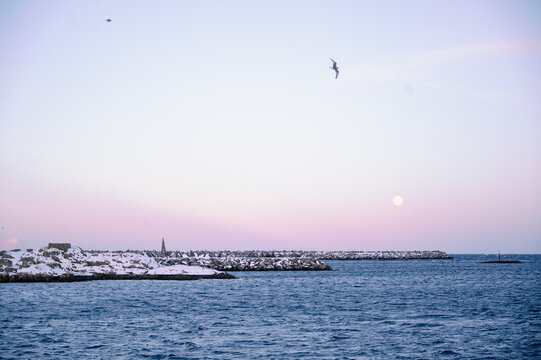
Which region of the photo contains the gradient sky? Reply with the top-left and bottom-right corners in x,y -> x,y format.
1,0 -> 540,252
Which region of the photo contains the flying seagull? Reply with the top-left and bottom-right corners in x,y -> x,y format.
330,58 -> 339,79
105,18 -> 112,23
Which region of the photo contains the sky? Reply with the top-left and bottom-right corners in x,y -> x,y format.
1,0 -> 540,252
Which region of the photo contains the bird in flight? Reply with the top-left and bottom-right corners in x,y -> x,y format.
105,18 -> 112,23
330,58 -> 339,79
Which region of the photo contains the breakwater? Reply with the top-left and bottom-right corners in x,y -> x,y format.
159,252 -> 332,271
1,248 -> 452,281
152,250 -> 451,271
0,248 -> 233,282
313,250 -> 452,260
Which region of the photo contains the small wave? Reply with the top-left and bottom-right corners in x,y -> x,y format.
183,341 -> 200,352
411,322 -> 442,328
440,349 -> 458,355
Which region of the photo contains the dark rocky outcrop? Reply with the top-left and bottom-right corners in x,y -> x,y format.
0,272 -> 235,283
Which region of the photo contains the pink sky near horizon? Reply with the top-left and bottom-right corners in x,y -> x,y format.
1,166 -> 538,252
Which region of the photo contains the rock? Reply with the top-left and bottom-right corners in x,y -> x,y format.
0,258 -> 13,267
0,247 -> 235,282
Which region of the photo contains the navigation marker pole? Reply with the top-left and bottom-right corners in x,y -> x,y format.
161,238 -> 167,256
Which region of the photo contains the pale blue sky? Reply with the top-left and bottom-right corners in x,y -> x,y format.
1,0 -> 540,252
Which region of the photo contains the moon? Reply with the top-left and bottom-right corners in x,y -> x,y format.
392,195 -> 404,206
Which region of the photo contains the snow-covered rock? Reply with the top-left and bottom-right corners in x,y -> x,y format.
0,247 -> 452,282
158,254 -> 332,271
309,250 -> 452,260
0,247 -> 230,282
147,264 -> 217,276
152,250 -> 451,270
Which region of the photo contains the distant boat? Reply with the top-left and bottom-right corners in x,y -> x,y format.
481,251 -> 522,264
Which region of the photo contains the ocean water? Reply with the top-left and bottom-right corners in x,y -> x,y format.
1,255 -> 540,359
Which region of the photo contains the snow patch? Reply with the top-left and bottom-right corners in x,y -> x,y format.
1,248 -> 223,277
146,265 -> 218,276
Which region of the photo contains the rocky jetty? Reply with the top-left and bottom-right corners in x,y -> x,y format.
0,248 -> 234,282
159,251 -> 332,271
146,249 -> 450,270
311,250 -> 452,260
0,248 -> 452,281
154,249 -> 451,269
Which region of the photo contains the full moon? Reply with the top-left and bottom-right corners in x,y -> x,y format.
392,195 -> 404,206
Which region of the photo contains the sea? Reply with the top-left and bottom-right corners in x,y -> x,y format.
1,254 -> 540,359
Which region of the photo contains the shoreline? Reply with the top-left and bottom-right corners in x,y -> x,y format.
0,272 -> 235,283
1,247 -> 453,282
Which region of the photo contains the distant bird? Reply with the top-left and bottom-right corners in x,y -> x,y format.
330,58 -> 339,79
105,18 -> 112,23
